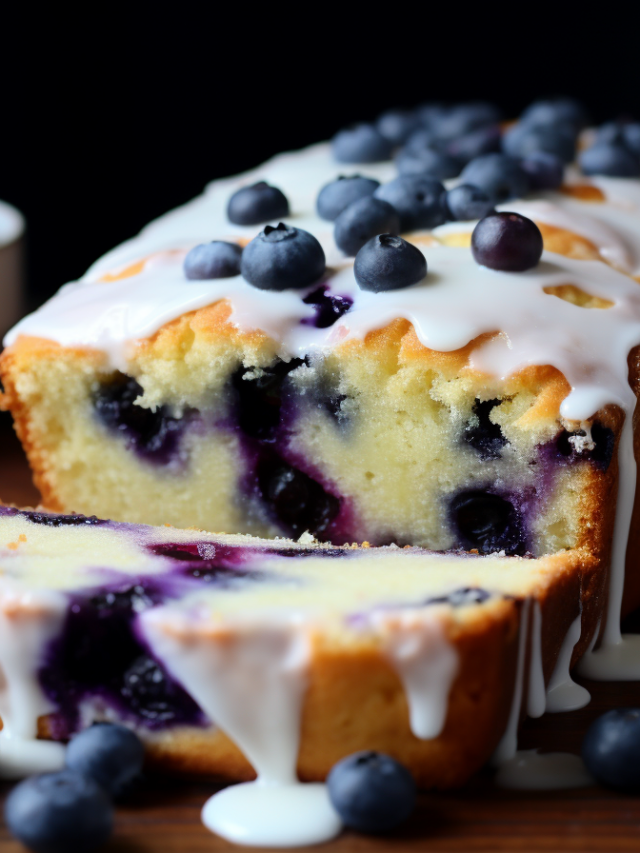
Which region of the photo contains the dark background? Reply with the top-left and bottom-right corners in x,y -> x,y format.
1,10 -> 638,308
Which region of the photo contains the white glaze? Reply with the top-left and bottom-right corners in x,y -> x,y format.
546,614 -> 590,712
140,609 -> 343,847
493,599 -> 531,765
527,601 -> 546,719
0,585 -> 67,778
373,609 -> 458,739
495,749 -> 593,790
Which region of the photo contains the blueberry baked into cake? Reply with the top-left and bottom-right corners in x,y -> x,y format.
2,98 -> 640,837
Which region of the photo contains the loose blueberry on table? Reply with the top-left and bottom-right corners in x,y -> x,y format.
471,212 -> 544,272
354,233 -> 427,293
66,723 -> 145,799
226,181 -> 290,226
582,708 -> 640,790
241,223 -> 326,291
327,750 -> 416,833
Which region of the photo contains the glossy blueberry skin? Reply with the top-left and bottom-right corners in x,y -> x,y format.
579,143 -> 640,178
374,175 -> 446,231
471,212 -> 543,272
376,108 -> 420,145
520,98 -> 589,131
520,151 -> 564,190
449,490 -> 526,556
183,241 -> 242,279
334,197 -> 400,257
327,751 -> 416,833
66,723 -> 145,798
395,146 -> 461,179
444,184 -> 495,221
582,709 -> 640,790
459,154 -> 530,203
354,234 -> 426,293
241,223 -> 326,291
4,770 -> 113,853
226,181 -> 289,226
502,121 -> 577,163
331,124 -> 393,164
316,175 -> 380,222
446,124 -> 502,165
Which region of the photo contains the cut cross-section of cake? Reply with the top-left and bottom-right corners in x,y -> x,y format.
0,506 -> 600,789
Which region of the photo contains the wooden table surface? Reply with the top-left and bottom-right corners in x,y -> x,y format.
1,419 -> 640,852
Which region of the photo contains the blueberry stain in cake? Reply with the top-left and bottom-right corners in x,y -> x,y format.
463,399 -> 507,459
555,422 -> 615,470
226,181 -> 289,225
302,286 -> 352,328
231,359 -> 303,440
40,581 -> 204,734
20,510 -> 105,527
93,373 -> 193,465
449,490 -> 527,556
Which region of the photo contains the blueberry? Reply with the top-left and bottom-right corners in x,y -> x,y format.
415,102 -> 449,128
520,98 -> 589,131
395,146 -> 461,179
374,175 -> 446,231
258,459 -> 340,538
302,286 -> 352,328
316,175 -> 380,221
579,143 -> 640,178
66,723 -> 144,798
331,124 -> 393,164
449,490 -> 525,555
354,234 -> 426,293
22,511 -> 104,527
227,181 -> 289,226
183,241 -> 243,279
327,751 -> 416,833
404,127 -> 442,153
594,121 -> 627,146
596,122 -> 640,158
520,151 -> 564,190
4,770 -> 113,853
334,197 -> 400,256
376,108 -> 420,145
502,121 -> 577,163
446,125 -> 502,165
430,102 -> 502,141
463,399 -> 507,459
232,359 -> 302,440
444,185 -> 495,221
459,154 -> 530,203
241,223 -> 326,291
622,123 -> 640,157
471,212 -> 543,272
582,709 -> 640,790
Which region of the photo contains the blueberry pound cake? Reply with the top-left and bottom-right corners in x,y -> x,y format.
0,506 -> 600,788
3,97 -> 640,674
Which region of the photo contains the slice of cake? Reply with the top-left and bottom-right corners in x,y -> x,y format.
0,506 -> 599,789
2,102 -> 640,684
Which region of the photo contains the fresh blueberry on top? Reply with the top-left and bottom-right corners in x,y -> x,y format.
403,127 -> 442,153
582,708 -> 640,790
374,175 -> 446,231
354,234 -> 426,293
4,769 -> 113,853
227,181 -> 289,226
430,102 -> 502,141
415,102 -> 448,128
622,123 -> 640,157
316,175 -> 380,221
446,124 -> 502,165
183,241 -> 243,279
502,121 -> 577,163
395,146 -> 461,179
595,122 -> 640,158
520,98 -> 589,131
331,124 -> 393,163
376,108 -> 420,145
334,197 -> 400,256
471,212 -> 543,272
444,185 -> 495,221
459,154 -> 530,203
579,143 -> 640,178
66,723 -> 145,798
327,751 -> 416,833
520,151 -> 564,190
241,223 -> 326,291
